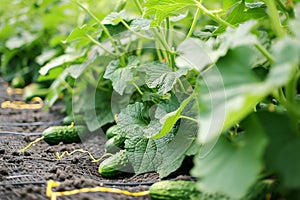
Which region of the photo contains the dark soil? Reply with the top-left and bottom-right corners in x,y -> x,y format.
0,78 -> 192,200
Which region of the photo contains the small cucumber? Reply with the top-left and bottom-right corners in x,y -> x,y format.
149,180 -> 201,200
104,136 -> 125,154
150,180 -> 275,200
105,125 -> 119,139
42,125 -> 87,145
62,115 -> 85,125
105,125 -> 126,139
98,150 -> 133,178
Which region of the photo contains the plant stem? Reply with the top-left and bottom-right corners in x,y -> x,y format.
187,7 -> 201,39
133,0 -> 143,14
263,0 -> 286,38
165,17 -> 171,46
136,40 -> 143,57
275,0 -> 292,14
131,82 -> 143,95
255,43 -> 275,64
285,66 -> 298,104
74,1 -> 123,56
180,115 -> 198,123
120,19 -> 153,40
155,41 -> 163,61
153,28 -> 176,67
276,86 -> 300,133
177,79 -> 187,93
193,1 -> 234,28
85,33 -> 116,56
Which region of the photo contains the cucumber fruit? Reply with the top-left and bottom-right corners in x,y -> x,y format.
149,180 -> 201,200
105,137 -> 121,154
105,125 -> 120,139
149,179 -> 276,200
98,150 -> 133,178
62,115 -> 85,125
42,125 -> 87,145
104,134 -> 126,154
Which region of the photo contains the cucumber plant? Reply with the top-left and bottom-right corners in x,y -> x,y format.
2,0 -> 300,199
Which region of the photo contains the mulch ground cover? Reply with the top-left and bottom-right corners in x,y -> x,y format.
0,78 -> 191,200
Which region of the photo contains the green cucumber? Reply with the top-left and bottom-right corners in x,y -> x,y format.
42,125 -> 87,145
104,135 -> 125,154
149,180 -> 276,200
62,115 -> 85,125
105,125 -> 119,139
149,180 -> 201,200
98,150 -> 133,178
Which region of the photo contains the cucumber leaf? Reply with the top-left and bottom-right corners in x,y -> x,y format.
259,112 -> 300,189
150,93 -> 195,139
215,2 -> 266,34
222,0 -> 240,10
104,56 -> 139,95
138,62 -> 187,94
144,0 -> 196,26
102,10 -> 126,25
192,112 -> 268,198
39,52 -> 86,75
130,18 -> 151,31
196,35 -> 300,144
117,102 -> 197,178
176,21 -> 259,70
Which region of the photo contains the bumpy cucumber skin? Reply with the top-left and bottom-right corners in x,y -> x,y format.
104,134 -> 126,153
150,180 -> 276,200
149,180 -> 201,200
42,125 -> 87,145
62,115 -> 86,125
105,137 -> 121,154
105,125 -> 119,139
98,150 -> 133,178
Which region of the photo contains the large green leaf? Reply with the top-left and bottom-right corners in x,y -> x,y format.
215,2 -> 266,34
176,21 -> 258,70
144,0 -> 196,26
103,56 -> 139,95
260,112 -> 300,189
5,31 -> 37,50
117,102 -> 149,126
116,102 -> 197,178
84,89 -> 114,131
102,10 -> 126,25
192,112 -> 268,198
138,62 -> 187,94
150,93 -> 195,139
196,36 -> 299,144
44,69 -> 69,109
39,52 -> 86,75
222,0 -> 240,9
63,26 -> 87,43
130,18 -> 151,31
